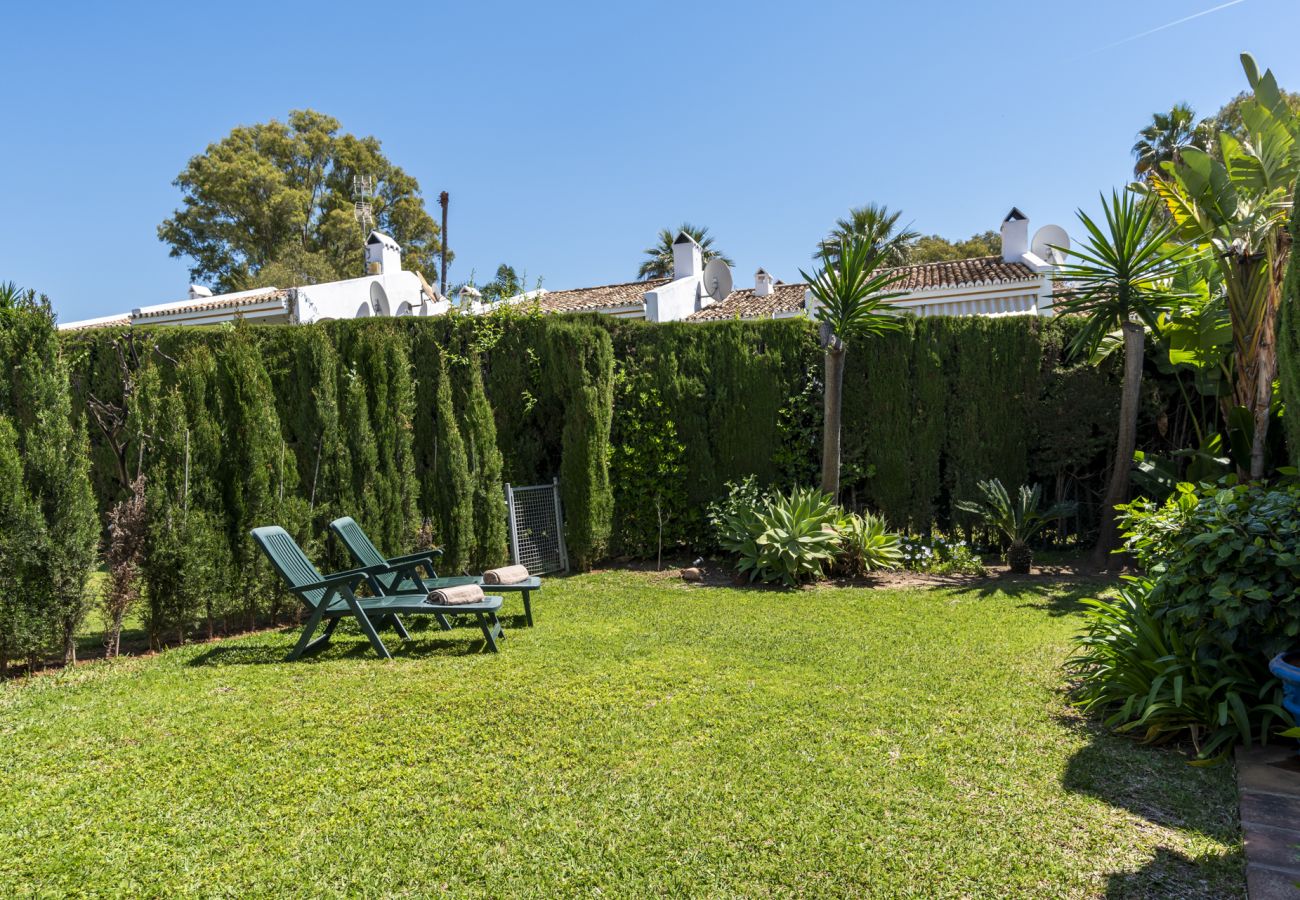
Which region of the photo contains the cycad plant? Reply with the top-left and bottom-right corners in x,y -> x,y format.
955,479 -> 1076,574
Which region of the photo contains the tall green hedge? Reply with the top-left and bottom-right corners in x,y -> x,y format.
64,311 -> 1149,597
0,307 -> 98,669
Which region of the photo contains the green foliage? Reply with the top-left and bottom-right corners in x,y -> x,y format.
905,230 -> 1001,264
717,486 -> 843,586
956,479 -> 1077,548
609,362 -> 688,558
418,347 -> 473,573
0,305 -> 98,665
814,203 -> 918,267
898,534 -> 986,576
1071,580 -> 1288,761
1072,481 -> 1300,760
637,224 -> 733,281
158,109 -> 444,291
455,354 -> 509,571
0,416 -> 46,672
1120,482 -> 1300,657
834,511 -> 902,577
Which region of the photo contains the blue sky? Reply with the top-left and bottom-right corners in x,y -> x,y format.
3,0 -> 1298,321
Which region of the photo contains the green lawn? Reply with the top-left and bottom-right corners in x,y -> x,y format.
0,572 -> 1242,898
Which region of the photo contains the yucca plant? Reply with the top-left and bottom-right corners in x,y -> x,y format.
955,479 -> 1076,573
718,487 -> 842,586
835,511 -> 902,577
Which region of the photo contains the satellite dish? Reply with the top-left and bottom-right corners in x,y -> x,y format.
1031,224 -> 1071,264
703,259 -> 733,303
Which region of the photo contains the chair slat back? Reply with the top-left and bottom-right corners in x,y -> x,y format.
330,517 -> 387,568
250,526 -> 327,607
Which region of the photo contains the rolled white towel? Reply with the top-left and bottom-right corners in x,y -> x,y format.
482,564 -> 530,585
427,584 -> 485,605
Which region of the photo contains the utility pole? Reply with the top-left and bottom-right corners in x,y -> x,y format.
439,191 -> 450,297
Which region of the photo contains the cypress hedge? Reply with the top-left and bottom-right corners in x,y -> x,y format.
1280,188 -> 1300,468
0,306 -> 98,669
62,311 -> 1153,608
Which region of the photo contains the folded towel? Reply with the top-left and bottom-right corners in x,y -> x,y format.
427,584 -> 485,605
483,564 -> 530,585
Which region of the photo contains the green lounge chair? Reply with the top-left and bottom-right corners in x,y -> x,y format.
330,516 -> 543,627
250,525 -> 504,659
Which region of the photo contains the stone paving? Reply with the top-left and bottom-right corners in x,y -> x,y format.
1236,743 -> 1300,899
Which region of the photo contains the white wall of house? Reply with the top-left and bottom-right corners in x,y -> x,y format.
294,270 -> 430,323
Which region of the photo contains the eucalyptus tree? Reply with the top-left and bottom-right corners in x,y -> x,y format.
799,238 -> 906,499
637,224 -> 733,280
1056,190 -> 1186,567
1132,103 -> 1211,180
1147,54 -> 1299,479
814,203 -> 918,268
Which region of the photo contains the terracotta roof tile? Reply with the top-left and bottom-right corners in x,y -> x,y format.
133,289 -> 291,320
533,279 -> 668,314
686,283 -> 808,322
884,256 -> 1038,292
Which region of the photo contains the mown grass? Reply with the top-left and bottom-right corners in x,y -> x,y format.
0,572 -> 1242,898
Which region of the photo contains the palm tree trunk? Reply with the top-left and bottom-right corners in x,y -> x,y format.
1092,321 -> 1144,569
1250,283 -> 1280,480
821,329 -> 846,499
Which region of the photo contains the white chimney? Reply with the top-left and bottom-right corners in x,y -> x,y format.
754,268 -> 774,297
1001,208 -> 1029,262
188,284 -> 213,300
672,231 -> 702,281
365,231 -> 403,275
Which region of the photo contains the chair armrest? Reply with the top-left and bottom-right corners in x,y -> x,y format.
389,549 -> 442,565
296,566 -> 378,593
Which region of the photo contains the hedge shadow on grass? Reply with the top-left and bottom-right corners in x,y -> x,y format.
1101,846 -> 1244,900
939,576 -> 1107,615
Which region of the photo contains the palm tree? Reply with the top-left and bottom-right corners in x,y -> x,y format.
814,203 -> 919,268
1131,103 -> 1211,179
1147,54 -> 1299,480
1056,190 -> 1186,568
799,239 -> 907,498
637,224 -> 733,281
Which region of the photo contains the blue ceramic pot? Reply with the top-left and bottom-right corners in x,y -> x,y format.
1270,652 -> 1300,722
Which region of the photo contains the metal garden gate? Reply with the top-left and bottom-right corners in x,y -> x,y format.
504,479 -> 569,574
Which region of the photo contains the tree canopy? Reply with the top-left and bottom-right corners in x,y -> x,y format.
158,110 -> 444,293
637,224 -> 732,281
906,230 -> 1002,264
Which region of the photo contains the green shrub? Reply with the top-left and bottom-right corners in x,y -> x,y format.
835,512 -> 902,577
1120,482 -> 1300,657
610,361 -> 688,559
456,354 -> 509,571
718,487 -> 842,586
1070,579 -> 1288,761
1071,481 -> 1300,761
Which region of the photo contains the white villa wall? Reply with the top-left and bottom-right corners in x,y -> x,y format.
294,270 -> 429,322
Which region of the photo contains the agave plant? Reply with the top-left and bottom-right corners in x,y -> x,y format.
835,512 -> 902,577
717,487 -> 842,587
955,479 -> 1076,573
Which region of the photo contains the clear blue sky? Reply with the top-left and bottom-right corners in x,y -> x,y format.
3,0 -> 1298,321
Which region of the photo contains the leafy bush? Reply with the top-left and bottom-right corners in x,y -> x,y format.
1120,482 -> 1300,658
706,476 -> 772,551
898,534 -> 986,576
835,512 -> 902,577
1070,579 -> 1288,761
717,486 -> 842,586
1071,481 -> 1300,761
